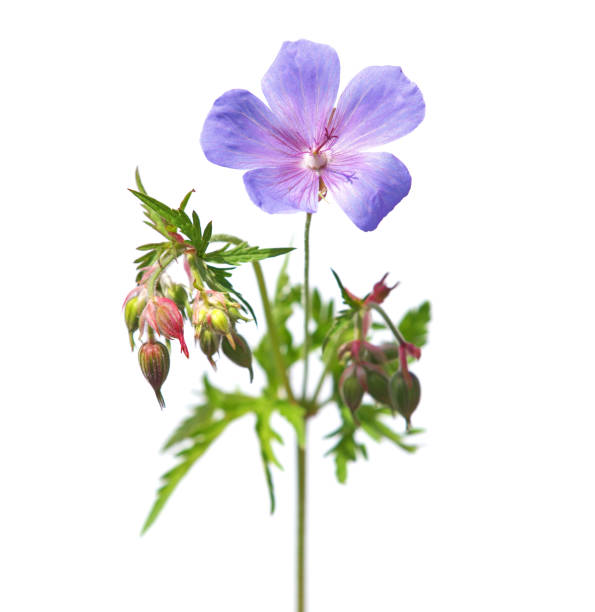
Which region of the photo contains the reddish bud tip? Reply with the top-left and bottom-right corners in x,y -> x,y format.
365,273 -> 399,305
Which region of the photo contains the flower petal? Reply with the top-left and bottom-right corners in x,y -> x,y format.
262,40 -> 340,150
333,67 -> 425,150
200,89 -> 298,169
243,165 -> 320,214
324,152 -> 411,231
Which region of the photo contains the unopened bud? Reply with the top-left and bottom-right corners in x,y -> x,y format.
222,333 -> 254,382
365,368 -> 391,406
165,284 -> 189,317
388,371 -> 421,429
140,297 -> 189,358
210,308 -> 231,335
138,341 -> 170,409
199,328 -> 221,369
124,295 -> 144,349
339,366 -> 365,412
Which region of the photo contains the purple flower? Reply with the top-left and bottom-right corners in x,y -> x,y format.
200,40 -> 424,231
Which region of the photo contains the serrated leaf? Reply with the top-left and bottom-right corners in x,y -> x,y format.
141,423 -> 228,534
205,243 -> 294,265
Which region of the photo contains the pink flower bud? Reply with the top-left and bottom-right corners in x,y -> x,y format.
138,341 -> 170,409
365,273 -> 399,305
140,297 -> 189,358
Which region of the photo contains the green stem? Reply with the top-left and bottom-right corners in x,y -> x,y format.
297,428 -> 307,612
301,213 -> 312,402
297,213 -> 312,612
146,249 -> 179,296
369,303 -> 407,345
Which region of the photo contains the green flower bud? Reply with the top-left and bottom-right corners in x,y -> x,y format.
199,328 -> 221,368
138,341 -> 170,409
124,295 -> 146,349
388,371 -> 421,429
210,308 -> 231,335
222,333 -> 254,382
340,367 -> 365,412
365,368 -> 391,405
165,284 -> 189,317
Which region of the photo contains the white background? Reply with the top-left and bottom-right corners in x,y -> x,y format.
1,1 -> 594,610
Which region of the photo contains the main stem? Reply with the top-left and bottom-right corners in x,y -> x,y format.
297,213 -> 312,612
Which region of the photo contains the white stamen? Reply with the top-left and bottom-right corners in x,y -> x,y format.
303,151 -> 328,171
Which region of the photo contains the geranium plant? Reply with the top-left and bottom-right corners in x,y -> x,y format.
123,39 -> 430,612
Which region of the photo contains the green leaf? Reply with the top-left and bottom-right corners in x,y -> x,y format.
254,256 -> 302,394
141,420 -> 229,534
331,269 -> 361,309
179,189 -> 194,212
135,167 -> 147,194
143,378 -> 297,532
276,401 -> 306,448
398,301 -> 431,348
205,243 -> 294,265
357,405 -> 419,453
255,407 -> 283,513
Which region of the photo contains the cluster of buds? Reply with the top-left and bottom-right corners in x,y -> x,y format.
123,264 -> 192,408
338,274 -> 422,430
192,290 -> 253,380
124,263 -> 255,406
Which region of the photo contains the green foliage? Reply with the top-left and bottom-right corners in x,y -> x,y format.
325,404 -> 420,483
129,170 -> 293,317
254,257 -> 303,394
142,377 -> 302,533
398,301 -> 431,348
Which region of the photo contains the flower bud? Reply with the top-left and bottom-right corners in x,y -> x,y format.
199,328 -> 221,369
124,295 -> 145,349
222,333 -> 254,382
339,365 -> 366,412
365,367 -> 391,406
388,371 -> 421,429
138,341 -> 170,409
210,308 -> 231,335
123,287 -> 148,350
140,297 -> 189,358
165,284 -> 189,318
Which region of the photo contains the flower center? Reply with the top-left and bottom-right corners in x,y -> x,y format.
304,151 -> 328,171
